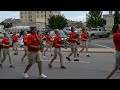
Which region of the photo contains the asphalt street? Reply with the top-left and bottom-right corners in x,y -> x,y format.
0,51 -> 119,79
89,37 -> 114,48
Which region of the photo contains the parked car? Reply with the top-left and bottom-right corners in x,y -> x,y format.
88,28 -> 111,39
50,30 -> 68,40
63,27 -> 79,36
63,28 -> 71,35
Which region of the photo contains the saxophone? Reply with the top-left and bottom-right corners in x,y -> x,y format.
76,32 -> 81,45
39,34 -> 45,52
62,36 -> 70,49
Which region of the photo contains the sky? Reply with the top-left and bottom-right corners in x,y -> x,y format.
0,11 -> 109,22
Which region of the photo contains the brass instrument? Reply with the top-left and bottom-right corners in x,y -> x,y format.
39,34 -> 45,52
51,39 -> 54,47
62,37 -> 70,49
40,41 -> 45,52
76,33 -> 81,45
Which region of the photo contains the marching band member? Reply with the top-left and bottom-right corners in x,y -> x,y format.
0,38 -> 2,58
66,27 -> 79,61
12,32 -> 19,55
106,24 -> 120,79
21,31 -> 28,62
0,33 -> 14,68
48,29 -> 66,69
78,27 -> 91,57
22,26 -> 47,79
43,32 -> 53,58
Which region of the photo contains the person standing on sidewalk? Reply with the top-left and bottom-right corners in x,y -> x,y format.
48,29 -> 66,69
105,24 -> 120,79
43,31 -> 53,58
0,33 -> 14,68
77,27 -> 91,57
22,26 -> 47,79
21,31 -> 28,62
66,27 -> 79,61
12,32 -> 19,55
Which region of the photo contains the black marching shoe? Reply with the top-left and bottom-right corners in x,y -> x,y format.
86,54 -> 90,57
0,64 -> 2,68
9,65 -> 15,68
66,57 -> 71,61
74,59 -> 79,61
61,66 -> 66,69
51,54 -> 53,56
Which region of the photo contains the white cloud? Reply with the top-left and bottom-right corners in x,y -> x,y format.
0,11 -> 19,21
67,15 -> 86,22
65,11 -> 109,22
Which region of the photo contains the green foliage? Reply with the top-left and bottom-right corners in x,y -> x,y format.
86,11 -> 106,28
114,11 -> 120,24
48,15 -> 68,30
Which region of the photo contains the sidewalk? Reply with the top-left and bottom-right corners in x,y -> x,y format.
10,48 -> 115,53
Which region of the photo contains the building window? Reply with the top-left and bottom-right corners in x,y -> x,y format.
50,11 -> 52,13
37,15 -> 39,18
29,12 -> 31,14
25,12 -> 27,14
41,15 -> 43,17
41,11 -> 43,13
31,16 -> 32,18
37,11 -> 39,14
21,12 -> 22,14
25,16 -> 27,18
29,16 -> 30,18
31,19 -> 32,21
21,16 -> 23,18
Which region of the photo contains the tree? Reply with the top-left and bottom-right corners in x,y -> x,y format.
48,15 -> 68,30
114,11 -> 120,24
86,11 -> 105,28
99,18 -> 106,27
